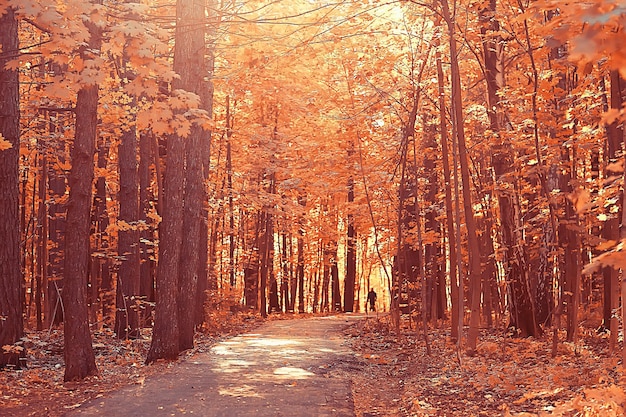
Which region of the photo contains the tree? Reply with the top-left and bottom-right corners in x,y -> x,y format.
439,0 -> 484,353
178,0 -> 211,351
147,0 -> 211,362
0,3 -> 24,369
115,127 -> 141,339
62,1 -> 102,381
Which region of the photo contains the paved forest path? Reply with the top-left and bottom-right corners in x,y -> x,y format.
67,314 -> 366,417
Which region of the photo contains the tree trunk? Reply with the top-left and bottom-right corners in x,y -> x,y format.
440,0 -> 483,352
259,210 -> 269,318
434,26 -> 459,341
138,133 -> 155,327
281,232 -> 290,312
601,70 -> 624,352
116,127 -> 141,339
0,5 -> 24,368
146,125 -> 184,362
297,195 -> 306,313
63,84 -> 99,381
195,0 -> 217,326
344,177 -> 356,312
47,149 -> 66,327
176,0 -> 209,351
36,154 -> 48,331
93,140 -> 110,328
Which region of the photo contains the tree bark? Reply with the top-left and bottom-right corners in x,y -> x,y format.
433,24 -> 460,340
63,84 -> 99,381
440,0 -> 484,352
138,133 -> 155,326
0,5 -> 24,368
296,195 -> 306,313
344,177 -> 356,312
116,127 -> 141,339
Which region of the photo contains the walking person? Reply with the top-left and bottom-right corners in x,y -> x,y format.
366,288 -> 377,314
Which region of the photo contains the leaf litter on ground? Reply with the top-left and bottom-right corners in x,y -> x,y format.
344,315 -> 625,417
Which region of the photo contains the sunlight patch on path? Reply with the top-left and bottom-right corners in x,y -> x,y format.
273,366 -> 315,378
218,384 -> 262,398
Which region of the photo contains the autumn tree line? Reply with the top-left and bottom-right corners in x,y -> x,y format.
1,0 -> 625,380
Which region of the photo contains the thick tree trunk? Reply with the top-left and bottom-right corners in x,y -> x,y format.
0,6 -> 24,368
177,0 -> 209,351
63,83 -> 99,381
146,128 -> 184,362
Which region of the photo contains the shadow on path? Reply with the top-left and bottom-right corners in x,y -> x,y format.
67,314 -> 366,417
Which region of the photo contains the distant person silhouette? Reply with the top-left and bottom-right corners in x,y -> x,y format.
366,288 -> 377,313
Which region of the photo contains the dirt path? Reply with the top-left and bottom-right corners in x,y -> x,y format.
67,314 -> 366,417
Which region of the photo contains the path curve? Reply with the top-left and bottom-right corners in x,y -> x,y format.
67,314 -> 366,417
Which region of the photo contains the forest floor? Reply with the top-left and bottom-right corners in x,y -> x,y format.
1,311 -> 625,416
348,314 -> 625,416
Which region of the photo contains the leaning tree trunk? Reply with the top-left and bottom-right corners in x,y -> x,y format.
0,5 -> 24,369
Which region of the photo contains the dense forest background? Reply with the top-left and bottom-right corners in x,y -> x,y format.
1,0 -> 626,398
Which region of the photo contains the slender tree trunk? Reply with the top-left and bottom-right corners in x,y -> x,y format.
116,127 -> 141,339
297,195 -> 306,313
48,150 -> 66,327
440,0 -> 483,352
0,5 -> 24,368
138,133 -> 155,326
280,232 -> 290,312
344,177 -> 356,312
259,210 -> 269,318
195,0 -> 217,326
36,154 -> 48,331
226,108 -> 236,287
434,27 -> 459,341
245,213 -> 260,309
